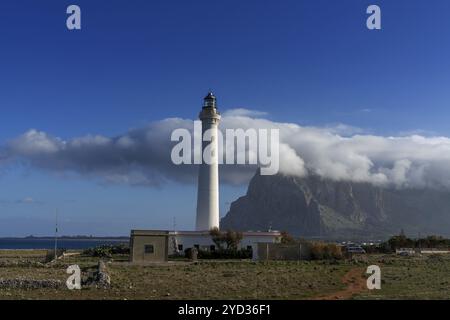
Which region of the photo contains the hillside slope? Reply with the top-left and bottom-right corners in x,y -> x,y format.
221,172 -> 450,239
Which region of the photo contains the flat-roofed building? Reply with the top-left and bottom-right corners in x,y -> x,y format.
130,230 -> 169,263
130,229 -> 281,262
168,230 -> 281,257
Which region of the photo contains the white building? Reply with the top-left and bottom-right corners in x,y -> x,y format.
168,230 -> 281,260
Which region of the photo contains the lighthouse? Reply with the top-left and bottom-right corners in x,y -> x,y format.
195,92 -> 221,231
129,92 -> 281,262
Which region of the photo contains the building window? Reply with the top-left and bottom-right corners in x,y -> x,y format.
210,245 -> 216,252
247,246 -> 253,251
144,245 -> 154,254
178,244 -> 183,251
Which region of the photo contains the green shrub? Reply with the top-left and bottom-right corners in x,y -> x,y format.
280,231 -> 296,244
83,244 -> 129,257
310,242 -> 343,260
209,228 -> 243,251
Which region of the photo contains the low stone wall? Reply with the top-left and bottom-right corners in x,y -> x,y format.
0,260 -> 111,290
0,260 -> 45,268
0,278 -> 63,289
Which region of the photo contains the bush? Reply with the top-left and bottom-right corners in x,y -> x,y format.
184,247 -> 198,260
310,242 -> 343,260
209,228 -> 243,251
83,244 -> 129,257
280,231 -> 296,244
382,233 -> 450,251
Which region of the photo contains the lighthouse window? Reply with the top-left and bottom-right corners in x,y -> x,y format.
144,244 -> 154,254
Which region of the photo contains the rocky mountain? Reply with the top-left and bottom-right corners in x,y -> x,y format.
221,171 -> 450,240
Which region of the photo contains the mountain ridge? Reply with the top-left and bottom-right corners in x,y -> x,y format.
221,171 -> 450,240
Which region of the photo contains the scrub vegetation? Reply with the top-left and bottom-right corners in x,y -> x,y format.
0,250 -> 449,300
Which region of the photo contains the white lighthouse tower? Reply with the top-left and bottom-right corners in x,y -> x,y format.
129,92 -> 282,261
196,92 -> 221,231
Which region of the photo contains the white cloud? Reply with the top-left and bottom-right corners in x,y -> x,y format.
222,108 -> 268,118
3,109 -> 450,189
9,129 -> 63,155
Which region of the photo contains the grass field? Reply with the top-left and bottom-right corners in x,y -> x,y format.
0,250 -> 449,300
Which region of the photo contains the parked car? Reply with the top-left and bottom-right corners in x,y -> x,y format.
346,245 -> 366,254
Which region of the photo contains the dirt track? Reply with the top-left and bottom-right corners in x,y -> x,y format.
311,267 -> 367,300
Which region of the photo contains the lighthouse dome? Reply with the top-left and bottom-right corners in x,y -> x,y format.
203,92 -> 217,108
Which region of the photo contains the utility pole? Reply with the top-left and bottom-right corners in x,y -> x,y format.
54,209 -> 58,261
418,232 -> 421,252
298,243 -> 301,265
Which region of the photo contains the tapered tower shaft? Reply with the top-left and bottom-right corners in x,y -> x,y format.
196,92 -> 221,231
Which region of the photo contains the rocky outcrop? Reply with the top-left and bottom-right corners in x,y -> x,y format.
95,260 -> 111,288
221,172 -> 450,239
82,260 -> 111,289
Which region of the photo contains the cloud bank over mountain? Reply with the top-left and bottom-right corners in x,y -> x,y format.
3,109 -> 450,189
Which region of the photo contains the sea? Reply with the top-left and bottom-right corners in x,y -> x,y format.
0,238 -> 129,250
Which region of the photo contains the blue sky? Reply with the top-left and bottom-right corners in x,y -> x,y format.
1,0 -> 450,236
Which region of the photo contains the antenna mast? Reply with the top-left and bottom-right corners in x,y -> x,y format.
54,209 -> 58,261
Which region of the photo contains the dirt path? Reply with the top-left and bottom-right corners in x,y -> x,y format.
311,267 -> 367,300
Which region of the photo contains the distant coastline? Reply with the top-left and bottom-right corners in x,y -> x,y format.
0,236 -> 129,240
0,237 -> 129,250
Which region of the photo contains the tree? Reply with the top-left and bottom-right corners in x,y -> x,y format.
209,227 -> 225,250
209,228 -> 243,251
280,231 -> 296,244
224,230 -> 243,251
387,233 -> 414,249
